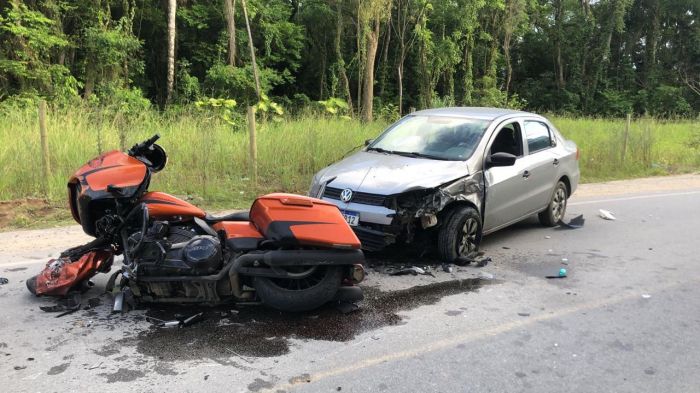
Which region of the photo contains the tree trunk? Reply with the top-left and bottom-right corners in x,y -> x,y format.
241,0 -> 261,99
554,0 -> 565,89
361,20 -> 380,122
224,0 -> 237,67
397,63 -> 403,116
334,0 -> 354,116
165,0 -> 177,104
644,0 -> 660,89
377,17 -> 391,98
462,32 -> 474,105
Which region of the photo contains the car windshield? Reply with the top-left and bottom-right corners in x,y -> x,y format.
368,115 -> 490,161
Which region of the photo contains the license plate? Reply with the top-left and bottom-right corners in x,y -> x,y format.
341,210 -> 359,226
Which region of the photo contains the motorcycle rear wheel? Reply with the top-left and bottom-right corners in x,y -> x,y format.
253,265 -> 342,312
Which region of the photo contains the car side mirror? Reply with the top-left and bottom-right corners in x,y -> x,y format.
364,139 -> 374,146
485,152 -> 517,168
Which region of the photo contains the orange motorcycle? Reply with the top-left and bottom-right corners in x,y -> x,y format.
27,135 -> 364,312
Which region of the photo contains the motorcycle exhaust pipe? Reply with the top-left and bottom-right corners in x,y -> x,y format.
234,249 -> 364,270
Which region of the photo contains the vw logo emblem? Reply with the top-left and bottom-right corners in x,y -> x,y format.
340,188 -> 353,203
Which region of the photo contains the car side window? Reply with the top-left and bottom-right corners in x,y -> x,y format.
524,121 -> 554,153
490,122 -> 523,157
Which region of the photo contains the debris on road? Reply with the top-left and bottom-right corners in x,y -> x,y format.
0,277 -> 8,285
598,209 -> 616,220
517,312 -> 531,317
39,291 -> 82,317
454,254 -> 491,267
146,312 -> 206,328
642,294 -> 651,299
546,268 -> 568,279
442,264 -> 453,273
558,214 -> 585,229
478,272 -> 494,280
388,266 -> 436,277
336,302 -> 360,314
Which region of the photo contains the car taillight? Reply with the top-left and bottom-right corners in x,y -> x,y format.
576,147 -> 580,160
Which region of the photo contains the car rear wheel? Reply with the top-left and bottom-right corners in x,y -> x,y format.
538,181 -> 568,226
437,206 -> 482,262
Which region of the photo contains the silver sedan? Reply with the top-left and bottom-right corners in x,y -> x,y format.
309,107 -> 580,262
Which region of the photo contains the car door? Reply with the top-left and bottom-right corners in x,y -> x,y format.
482,120 -> 529,232
517,119 -> 559,214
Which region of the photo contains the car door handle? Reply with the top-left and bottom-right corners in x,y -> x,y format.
522,170 -> 530,179
553,158 -> 560,166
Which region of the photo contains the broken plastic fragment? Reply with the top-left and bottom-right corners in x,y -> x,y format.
598,209 -> 616,220
336,302 -> 360,314
388,266 -> 436,277
146,312 -> 206,328
558,214 -> 585,229
39,291 -> 82,317
0,277 -> 8,285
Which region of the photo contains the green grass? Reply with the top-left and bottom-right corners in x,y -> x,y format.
551,117 -> 700,182
0,106 -> 387,209
1,106 -> 698,214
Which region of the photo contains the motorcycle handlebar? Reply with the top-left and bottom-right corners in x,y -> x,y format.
128,134 -> 160,156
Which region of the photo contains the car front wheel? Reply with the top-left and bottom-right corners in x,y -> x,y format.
437,206 -> 482,262
538,181 -> 568,226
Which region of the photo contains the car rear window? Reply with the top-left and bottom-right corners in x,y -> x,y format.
524,121 -> 553,153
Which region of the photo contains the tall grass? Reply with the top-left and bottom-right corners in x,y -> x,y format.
552,117 -> 700,182
0,106 -> 386,208
0,105 -> 698,209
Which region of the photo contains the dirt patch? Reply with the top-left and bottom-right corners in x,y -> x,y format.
0,198 -> 70,230
575,173 -> 700,198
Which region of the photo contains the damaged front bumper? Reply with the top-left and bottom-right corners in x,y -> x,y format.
325,174 -> 485,252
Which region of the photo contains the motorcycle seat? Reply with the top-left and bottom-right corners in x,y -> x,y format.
204,210 -> 250,223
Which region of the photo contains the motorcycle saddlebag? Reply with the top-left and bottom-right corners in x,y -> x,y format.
249,193 -> 361,249
27,250 -> 114,296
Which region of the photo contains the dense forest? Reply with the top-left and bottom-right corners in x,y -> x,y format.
0,0 -> 698,119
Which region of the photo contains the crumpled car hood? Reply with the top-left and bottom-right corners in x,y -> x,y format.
319,151 -> 469,195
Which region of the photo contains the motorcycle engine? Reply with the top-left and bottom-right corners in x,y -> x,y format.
128,222 -> 223,277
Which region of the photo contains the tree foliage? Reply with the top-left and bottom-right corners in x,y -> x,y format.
0,0 -> 697,117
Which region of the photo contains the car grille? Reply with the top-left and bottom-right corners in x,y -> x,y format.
352,226 -> 390,251
323,187 -> 387,206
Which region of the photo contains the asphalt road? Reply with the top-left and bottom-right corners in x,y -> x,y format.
1,175 -> 699,393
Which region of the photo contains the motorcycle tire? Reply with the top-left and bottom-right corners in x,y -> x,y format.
253,265 -> 342,312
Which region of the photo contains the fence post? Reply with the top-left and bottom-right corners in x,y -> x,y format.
622,113 -> 631,162
38,100 -> 51,193
247,106 -> 258,188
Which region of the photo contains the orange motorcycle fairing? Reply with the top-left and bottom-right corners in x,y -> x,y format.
71,150 -> 148,193
250,193 -> 361,249
141,191 -> 206,219
68,150 -> 150,235
212,221 -> 265,251
29,250 -> 114,296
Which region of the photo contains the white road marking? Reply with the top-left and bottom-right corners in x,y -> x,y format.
569,190 -> 700,206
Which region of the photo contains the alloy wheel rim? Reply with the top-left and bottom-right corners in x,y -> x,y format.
552,187 -> 566,222
458,218 -> 479,256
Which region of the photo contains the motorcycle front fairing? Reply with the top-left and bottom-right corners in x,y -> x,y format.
68,150 -> 150,236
